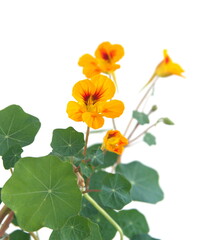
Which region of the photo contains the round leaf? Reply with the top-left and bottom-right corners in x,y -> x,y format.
0,105 -> 41,156
133,111 -> 149,125
117,209 -> 149,238
2,144 -> 23,169
51,127 -> 85,156
2,155 -> 82,231
50,216 -> 102,240
133,234 -> 160,240
99,173 -> 132,210
116,161 -> 164,204
143,133 -> 156,146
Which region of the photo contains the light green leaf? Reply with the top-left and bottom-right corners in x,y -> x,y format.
2,145 -> 23,169
133,234 -> 160,240
51,127 -> 85,156
160,117 -> 174,125
133,111 -> 149,125
143,133 -> 156,146
116,161 -> 164,204
99,173 -> 132,210
2,155 -> 82,231
117,209 -> 149,239
50,216 -> 102,240
9,230 -> 30,240
0,105 -> 41,156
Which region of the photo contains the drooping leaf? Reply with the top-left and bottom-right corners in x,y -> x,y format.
116,161 -> 164,204
117,209 -> 149,239
0,105 -> 41,156
50,216 -> 102,240
2,145 -> 23,169
132,234 -> 160,240
160,117 -> 174,125
133,111 -> 149,125
9,230 -> 30,240
87,144 -> 118,169
99,173 -> 132,210
143,133 -> 156,146
51,127 -> 85,156
2,155 -> 82,231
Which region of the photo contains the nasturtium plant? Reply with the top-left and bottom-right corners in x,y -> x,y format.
0,42 -> 183,240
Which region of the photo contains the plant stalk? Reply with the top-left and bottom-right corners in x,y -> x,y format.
83,193 -> 124,240
0,205 -> 11,224
83,126 -> 90,156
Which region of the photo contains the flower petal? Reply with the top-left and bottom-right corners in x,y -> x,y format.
98,100 -> 124,118
78,54 -> 101,78
66,101 -> 85,121
82,112 -> 104,129
91,75 -> 115,102
72,80 -> 96,103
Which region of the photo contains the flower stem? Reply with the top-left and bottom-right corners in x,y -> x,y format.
83,126 -> 90,156
29,232 -> 40,240
124,74 -> 157,137
0,211 -> 14,237
83,193 -> 124,240
0,205 -> 11,224
129,122 -> 157,144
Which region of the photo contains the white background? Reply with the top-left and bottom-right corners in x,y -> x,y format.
0,0 -> 197,239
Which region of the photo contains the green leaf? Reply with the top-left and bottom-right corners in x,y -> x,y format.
2,145 -> 23,169
99,173 -> 132,210
87,147 -> 104,167
0,187 -> 2,204
82,206 -> 117,240
160,117 -> 174,125
117,209 -> 149,239
133,111 -> 149,125
0,105 -> 41,156
50,216 -> 102,240
133,234 -> 160,240
2,155 -> 82,231
87,144 -> 118,169
9,230 -> 30,240
80,162 -> 93,178
116,161 -> 164,204
51,127 -> 85,156
143,133 -> 156,146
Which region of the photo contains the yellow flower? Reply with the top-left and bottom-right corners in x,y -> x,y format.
143,49 -> 184,88
66,75 -> 124,129
155,49 -> 184,77
101,130 -> 128,155
78,42 -> 124,78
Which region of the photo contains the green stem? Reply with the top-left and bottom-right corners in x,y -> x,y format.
83,193 -> 124,240
83,126 -> 90,156
29,232 -> 39,240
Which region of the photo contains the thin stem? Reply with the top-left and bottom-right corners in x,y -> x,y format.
111,71 -> 118,91
129,122 -> 157,144
0,205 -> 11,224
124,74 -> 157,137
29,232 -> 40,240
112,118 -> 117,130
0,211 -> 14,237
83,193 -> 124,240
127,122 -> 139,140
109,73 -> 118,130
83,126 -> 90,156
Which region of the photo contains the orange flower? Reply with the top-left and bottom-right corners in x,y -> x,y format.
101,130 -> 128,155
143,49 -> 184,88
78,42 -> 124,78
66,75 -> 124,129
